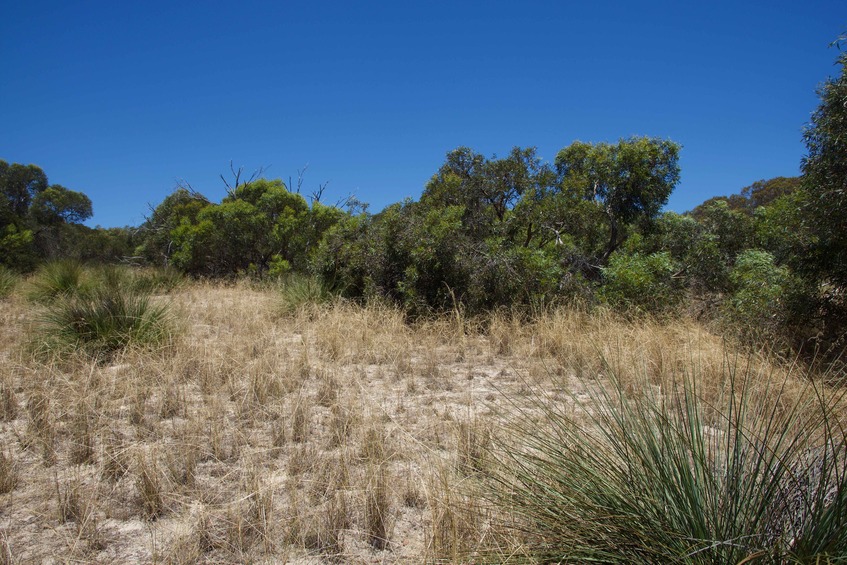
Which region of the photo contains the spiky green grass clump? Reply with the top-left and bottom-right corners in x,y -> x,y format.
88,264 -> 184,295
130,266 -> 185,294
0,266 -> 18,299
278,274 -> 333,314
25,260 -> 90,304
488,360 -> 847,564
38,284 -> 173,358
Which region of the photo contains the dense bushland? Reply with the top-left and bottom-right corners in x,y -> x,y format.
3,49 -> 846,362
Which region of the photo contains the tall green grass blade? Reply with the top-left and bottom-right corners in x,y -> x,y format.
486,353 -> 847,564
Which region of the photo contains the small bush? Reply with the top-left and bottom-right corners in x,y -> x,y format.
723,249 -> 792,343
487,359 -> 847,563
599,251 -> 684,315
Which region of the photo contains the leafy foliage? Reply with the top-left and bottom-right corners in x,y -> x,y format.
0,160 -> 48,219
723,250 -> 792,342
30,185 -> 92,225
315,139 -> 678,315
0,160 -> 100,267
599,251 -> 684,315
555,137 -> 681,264
802,50 -> 847,289
141,179 -> 342,277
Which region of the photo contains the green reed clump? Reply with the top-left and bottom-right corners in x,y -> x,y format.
36,269 -> 173,358
487,356 -> 847,564
0,266 -> 18,299
278,274 -> 333,314
25,260 -> 90,304
128,266 -> 185,294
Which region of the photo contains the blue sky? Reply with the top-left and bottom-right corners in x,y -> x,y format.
1,1 -> 844,227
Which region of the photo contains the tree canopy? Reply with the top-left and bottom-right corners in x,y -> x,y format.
555,137 -> 681,264
3,41 -> 845,363
0,160 -> 99,269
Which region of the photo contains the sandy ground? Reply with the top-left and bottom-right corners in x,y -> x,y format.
0,284 -> 567,564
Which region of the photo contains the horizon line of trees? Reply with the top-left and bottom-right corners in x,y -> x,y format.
3,48 -> 845,359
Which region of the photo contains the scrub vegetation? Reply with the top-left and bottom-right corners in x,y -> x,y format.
1,276 -> 844,563
0,40 -> 845,564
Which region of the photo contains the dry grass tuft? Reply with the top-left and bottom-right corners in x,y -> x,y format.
327,402 -> 357,449
56,473 -> 87,524
0,379 -> 16,422
24,386 -> 56,465
0,451 -> 17,494
135,451 -> 166,520
68,402 -> 96,465
101,431 -> 130,481
289,392 -> 311,444
425,466 -> 486,562
365,462 -> 391,550
456,417 -> 491,475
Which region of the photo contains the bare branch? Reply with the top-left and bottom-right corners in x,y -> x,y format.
221,161 -> 268,197
310,180 -> 330,204
297,165 -> 309,194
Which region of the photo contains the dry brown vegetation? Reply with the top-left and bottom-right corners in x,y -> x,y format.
0,281 -> 840,563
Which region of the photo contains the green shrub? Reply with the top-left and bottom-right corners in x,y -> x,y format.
724,249 -> 792,343
267,255 -> 291,279
487,360 -> 847,563
599,251 -> 684,314
0,266 -> 18,299
25,260 -> 90,304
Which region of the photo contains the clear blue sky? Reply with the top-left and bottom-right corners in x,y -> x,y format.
2,1 -> 844,227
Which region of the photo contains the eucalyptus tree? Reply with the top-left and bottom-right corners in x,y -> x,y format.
554,137 -> 681,266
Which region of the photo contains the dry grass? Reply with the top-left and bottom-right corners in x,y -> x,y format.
0,280 -> 839,562
0,451 -> 17,495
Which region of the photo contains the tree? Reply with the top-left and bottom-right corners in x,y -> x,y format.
688,199 -> 755,292
30,185 -> 93,225
0,160 -> 48,221
154,177 -> 344,277
740,176 -> 802,210
421,146 -> 553,238
555,137 -> 681,265
138,187 -> 211,266
802,48 -> 847,288
0,160 -> 96,268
